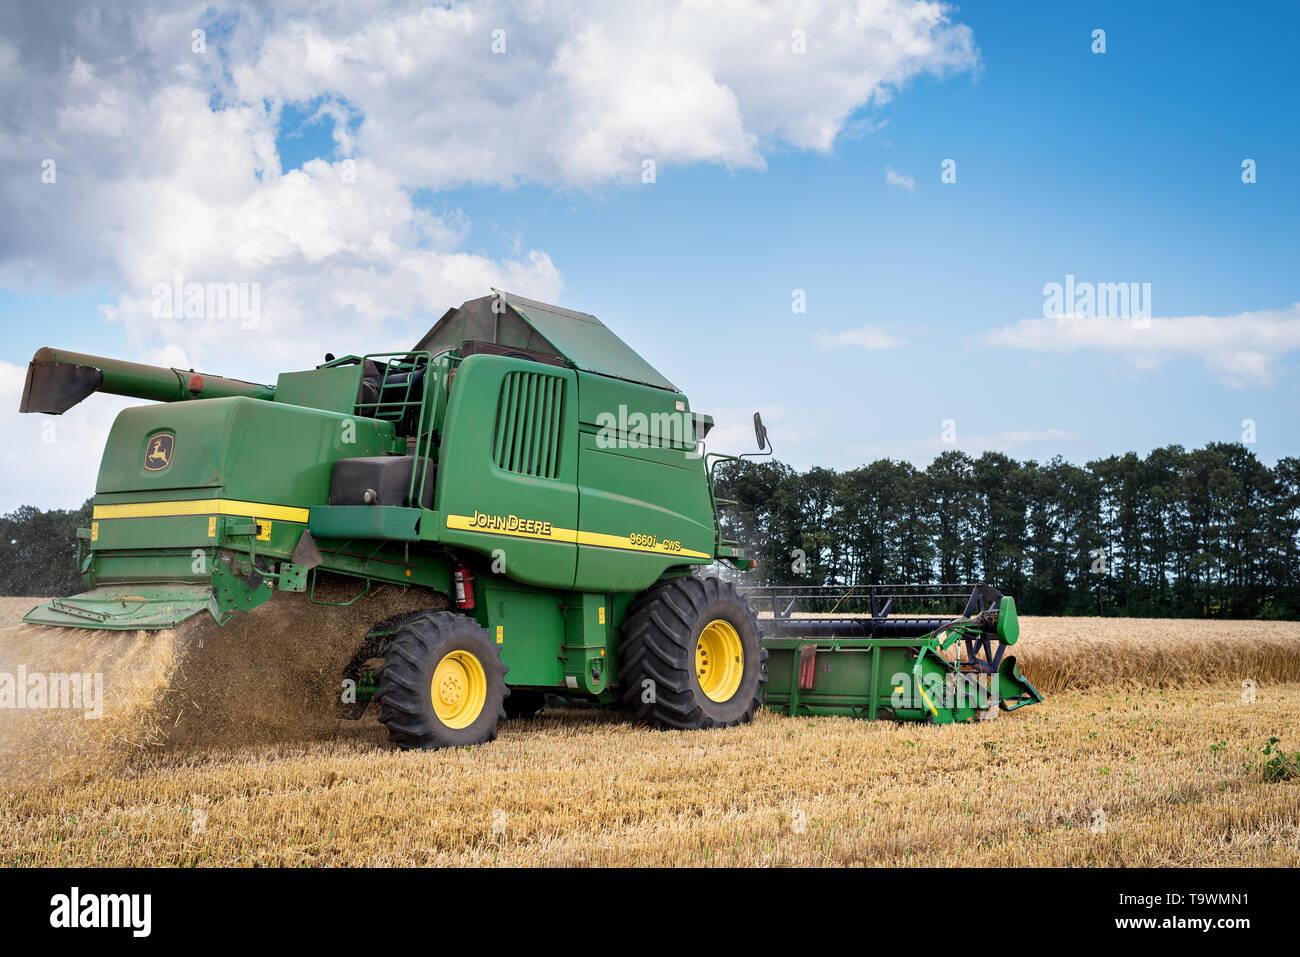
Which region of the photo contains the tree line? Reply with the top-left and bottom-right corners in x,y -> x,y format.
2,442 -> 1297,619
714,443 -> 1300,619
0,499 -> 93,597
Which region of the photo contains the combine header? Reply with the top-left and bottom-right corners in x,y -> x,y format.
754,584 -> 1041,723
15,290 -> 1043,749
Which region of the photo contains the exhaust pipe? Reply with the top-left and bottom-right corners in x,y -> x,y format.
18,346 -> 275,414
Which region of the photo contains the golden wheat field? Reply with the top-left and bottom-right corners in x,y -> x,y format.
0,595 -> 1297,867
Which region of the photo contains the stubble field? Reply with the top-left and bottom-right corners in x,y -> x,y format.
0,595 -> 1297,867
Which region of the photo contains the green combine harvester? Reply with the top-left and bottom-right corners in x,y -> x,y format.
16,291 -> 1041,748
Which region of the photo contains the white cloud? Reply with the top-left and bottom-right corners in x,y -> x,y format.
2,66 -> 563,376
884,166 -> 915,190
0,0 -> 979,508
225,1 -> 978,188
983,305 -> 1300,387
0,361 -> 135,511
813,325 -> 907,350
0,361 -> 25,408
0,0 -> 979,368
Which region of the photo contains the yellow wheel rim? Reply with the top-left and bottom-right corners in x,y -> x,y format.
430,650 -> 488,729
695,619 -> 744,703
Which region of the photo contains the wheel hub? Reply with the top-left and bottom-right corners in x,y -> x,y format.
430,650 -> 488,729
695,619 -> 744,703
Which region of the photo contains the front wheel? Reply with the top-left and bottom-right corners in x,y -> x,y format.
618,575 -> 766,729
376,610 -> 508,749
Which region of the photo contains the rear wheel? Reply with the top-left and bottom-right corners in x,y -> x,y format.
376,610 -> 507,749
338,610 -> 426,720
618,575 -> 766,729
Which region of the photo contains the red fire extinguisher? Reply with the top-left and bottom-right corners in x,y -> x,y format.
453,563 -> 475,611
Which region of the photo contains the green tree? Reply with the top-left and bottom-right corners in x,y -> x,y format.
0,499 -> 93,596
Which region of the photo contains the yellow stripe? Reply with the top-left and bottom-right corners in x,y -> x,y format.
917,681 -> 939,718
92,499 -> 310,523
446,514 -> 711,560
574,528 -> 711,560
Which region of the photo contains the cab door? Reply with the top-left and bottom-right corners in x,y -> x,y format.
435,354 -> 579,590
573,373 -> 715,592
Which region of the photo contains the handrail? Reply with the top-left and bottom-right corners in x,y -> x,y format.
351,351 -> 435,510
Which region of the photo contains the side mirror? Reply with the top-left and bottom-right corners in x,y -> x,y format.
753,412 -> 768,451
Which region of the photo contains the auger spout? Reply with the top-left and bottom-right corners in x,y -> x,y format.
18,346 -> 274,415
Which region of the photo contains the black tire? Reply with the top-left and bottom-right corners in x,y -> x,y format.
337,610 -> 428,720
375,610 -> 507,749
618,575 -> 767,730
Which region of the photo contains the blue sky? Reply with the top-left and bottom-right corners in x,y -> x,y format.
1,0 -> 1297,509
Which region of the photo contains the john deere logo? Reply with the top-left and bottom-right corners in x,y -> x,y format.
144,433 -> 174,471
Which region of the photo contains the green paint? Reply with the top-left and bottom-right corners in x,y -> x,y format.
22,583 -> 219,630
763,624 -> 1044,723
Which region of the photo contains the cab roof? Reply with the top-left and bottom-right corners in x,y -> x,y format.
411,290 -> 679,393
